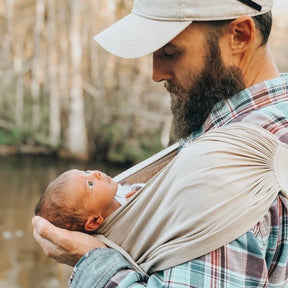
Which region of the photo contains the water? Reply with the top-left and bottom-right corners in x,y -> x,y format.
0,155 -> 124,288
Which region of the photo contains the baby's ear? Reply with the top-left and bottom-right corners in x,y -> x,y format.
84,216 -> 103,232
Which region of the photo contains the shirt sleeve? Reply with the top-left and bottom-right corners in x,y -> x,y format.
69,248 -> 133,288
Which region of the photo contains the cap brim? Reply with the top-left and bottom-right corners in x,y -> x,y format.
94,13 -> 192,59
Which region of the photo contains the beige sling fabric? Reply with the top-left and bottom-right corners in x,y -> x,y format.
96,123 -> 288,274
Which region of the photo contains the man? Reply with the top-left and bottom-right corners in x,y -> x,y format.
33,0 -> 288,287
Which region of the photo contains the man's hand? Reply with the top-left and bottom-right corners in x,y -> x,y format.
32,216 -> 107,266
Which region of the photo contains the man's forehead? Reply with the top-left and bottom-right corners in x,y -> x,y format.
163,43 -> 178,49
160,35 -> 187,50
153,43 -> 178,55
159,24 -> 207,50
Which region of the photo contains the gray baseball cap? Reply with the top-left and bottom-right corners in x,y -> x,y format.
94,0 -> 273,59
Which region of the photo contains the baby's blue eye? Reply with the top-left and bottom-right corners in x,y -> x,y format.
88,181 -> 93,188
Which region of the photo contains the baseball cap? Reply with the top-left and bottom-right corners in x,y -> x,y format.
94,0 -> 273,59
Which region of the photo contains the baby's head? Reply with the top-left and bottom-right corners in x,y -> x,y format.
35,169 -> 119,233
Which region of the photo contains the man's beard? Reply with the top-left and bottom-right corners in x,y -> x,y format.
166,36 -> 245,140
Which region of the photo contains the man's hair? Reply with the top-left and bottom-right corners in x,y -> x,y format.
205,11 -> 272,46
253,11 -> 273,45
35,172 -> 89,233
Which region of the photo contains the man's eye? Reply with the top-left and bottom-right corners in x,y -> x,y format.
163,48 -> 179,58
164,52 -> 178,58
88,181 -> 94,188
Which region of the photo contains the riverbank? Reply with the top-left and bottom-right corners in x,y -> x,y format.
0,145 -> 54,156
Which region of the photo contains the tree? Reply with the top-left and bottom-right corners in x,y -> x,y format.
66,0 -> 88,160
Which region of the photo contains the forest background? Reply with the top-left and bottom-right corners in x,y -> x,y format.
0,0 -> 287,165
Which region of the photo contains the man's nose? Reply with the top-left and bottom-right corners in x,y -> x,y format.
152,54 -> 173,82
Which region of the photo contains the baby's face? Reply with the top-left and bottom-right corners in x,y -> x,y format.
68,169 -> 118,214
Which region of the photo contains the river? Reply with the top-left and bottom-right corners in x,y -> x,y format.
0,155 -> 124,288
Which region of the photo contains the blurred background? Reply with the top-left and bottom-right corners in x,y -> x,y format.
0,0 -> 287,287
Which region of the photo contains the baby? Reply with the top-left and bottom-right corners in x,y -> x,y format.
35,169 -> 144,233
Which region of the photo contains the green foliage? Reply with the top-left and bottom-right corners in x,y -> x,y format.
0,128 -> 25,145
0,127 -> 50,146
107,139 -> 162,164
104,119 -> 163,164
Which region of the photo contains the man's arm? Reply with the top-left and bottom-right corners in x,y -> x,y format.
32,220 -> 283,288
32,217 -> 267,288
33,195 -> 288,288
68,230 -> 276,288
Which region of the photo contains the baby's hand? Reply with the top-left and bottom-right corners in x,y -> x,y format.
125,189 -> 137,199
125,185 -> 143,199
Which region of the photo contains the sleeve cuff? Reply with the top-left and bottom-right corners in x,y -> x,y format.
69,248 -> 132,288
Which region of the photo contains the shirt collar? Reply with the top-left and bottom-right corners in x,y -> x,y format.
179,73 -> 288,148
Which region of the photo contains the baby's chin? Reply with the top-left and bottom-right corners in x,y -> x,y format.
113,180 -> 119,193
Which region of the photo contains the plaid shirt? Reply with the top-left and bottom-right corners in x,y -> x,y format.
70,74 -> 288,288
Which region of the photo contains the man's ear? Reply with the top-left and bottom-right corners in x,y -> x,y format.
84,215 -> 104,232
229,16 -> 256,54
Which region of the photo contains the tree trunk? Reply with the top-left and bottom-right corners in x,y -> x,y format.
31,0 -> 45,131
7,0 -> 24,128
58,1 -> 69,103
67,0 -> 88,160
47,0 -> 61,147
2,0 -> 14,69
14,41 -> 24,128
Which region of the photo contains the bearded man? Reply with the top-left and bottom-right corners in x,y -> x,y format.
33,1 -> 288,287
